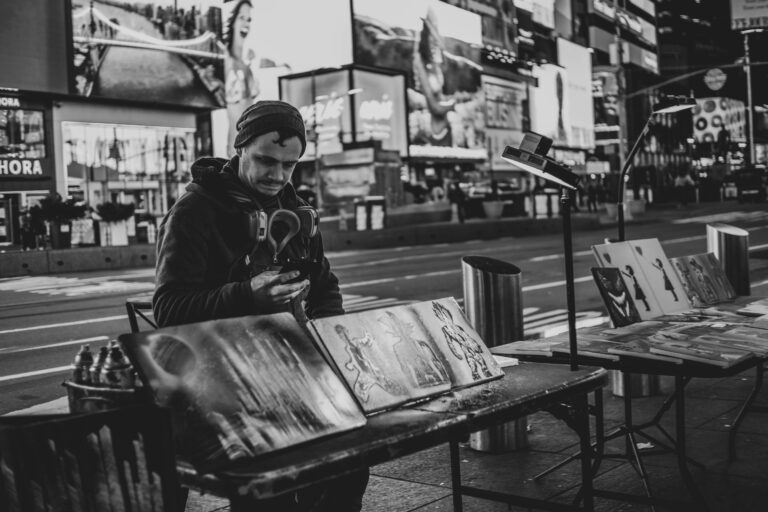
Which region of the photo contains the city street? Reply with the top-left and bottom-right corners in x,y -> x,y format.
2,208 -> 768,416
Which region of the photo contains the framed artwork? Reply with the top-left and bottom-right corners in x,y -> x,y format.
0,406 -> 178,512
669,256 -> 710,306
118,313 -> 366,472
309,297 -> 502,414
591,241 -> 664,319
591,267 -> 641,327
627,239 -> 691,313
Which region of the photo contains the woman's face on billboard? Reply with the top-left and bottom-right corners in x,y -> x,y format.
234,4 -> 252,42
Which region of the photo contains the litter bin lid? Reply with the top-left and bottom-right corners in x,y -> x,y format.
707,222 -> 749,236
462,255 -> 521,275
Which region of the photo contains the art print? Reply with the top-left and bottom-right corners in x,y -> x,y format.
591,242 -> 664,319
669,256 -> 709,306
591,267 -> 641,327
699,253 -> 736,301
627,239 -> 690,313
311,305 -> 452,414
686,253 -> 725,303
409,298 -> 503,387
119,314 -> 365,472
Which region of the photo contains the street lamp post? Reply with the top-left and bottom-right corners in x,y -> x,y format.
742,28 -> 763,167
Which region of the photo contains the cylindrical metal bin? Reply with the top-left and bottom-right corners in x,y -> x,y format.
462,255 -> 527,451
706,222 -> 750,296
609,370 -> 659,398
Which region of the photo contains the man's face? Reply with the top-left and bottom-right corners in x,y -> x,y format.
238,131 -> 302,196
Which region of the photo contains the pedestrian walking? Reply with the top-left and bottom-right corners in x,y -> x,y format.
448,181 -> 466,223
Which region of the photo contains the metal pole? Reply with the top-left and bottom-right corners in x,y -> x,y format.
614,0 -> 627,178
561,189 -> 578,371
617,117 -> 652,241
743,31 -> 756,166
311,71 -> 322,211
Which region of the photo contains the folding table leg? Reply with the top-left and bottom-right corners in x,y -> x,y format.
449,440 -> 463,512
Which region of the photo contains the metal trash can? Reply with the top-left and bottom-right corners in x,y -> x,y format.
706,222 -> 750,296
462,255 -> 527,451
609,370 -> 659,397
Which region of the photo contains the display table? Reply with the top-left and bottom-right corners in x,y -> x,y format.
175,363 -> 607,512
491,329 -> 767,512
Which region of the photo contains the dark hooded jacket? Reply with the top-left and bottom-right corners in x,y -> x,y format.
152,156 -> 343,327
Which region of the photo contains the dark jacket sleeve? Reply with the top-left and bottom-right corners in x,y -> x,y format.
305,230 -> 344,319
152,203 -> 256,327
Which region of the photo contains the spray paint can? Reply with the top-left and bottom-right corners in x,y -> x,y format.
100,344 -> 134,389
89,346 -> 109,386
71,345 -> 94,384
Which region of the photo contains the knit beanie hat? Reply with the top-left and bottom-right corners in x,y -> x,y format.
234,100 -> 307,156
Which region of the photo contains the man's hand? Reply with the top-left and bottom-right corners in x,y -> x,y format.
249,270 -> 309,309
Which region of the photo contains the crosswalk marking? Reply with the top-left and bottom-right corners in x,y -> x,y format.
672,211 -> 768,225
0,275 -> 153,297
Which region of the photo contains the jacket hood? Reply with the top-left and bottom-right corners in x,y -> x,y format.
185,156 -> 300,212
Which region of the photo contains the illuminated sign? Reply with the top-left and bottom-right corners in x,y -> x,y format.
482,75 -> 526,170
731,0 -> 768,30
352,0 -> 484,159
557,39 -> 595,149
0,97 -> 21,108
0,158 -> 44,176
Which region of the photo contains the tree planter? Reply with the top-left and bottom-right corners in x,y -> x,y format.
604,203 -> 619,219
482,200 -> 504,219
627,198 -> 646,217
99,220 -> 129,246
48,221 -> 72,249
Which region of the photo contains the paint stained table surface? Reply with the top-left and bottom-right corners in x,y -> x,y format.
177,363 -> 606,501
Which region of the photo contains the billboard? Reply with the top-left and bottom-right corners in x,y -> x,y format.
482,76 -> 526,170
220,0 -> 352,152
592,70 -> 619,146
731,0 -> 768,30
529,64 -> 570,147
280,69 -> 408,159
557,39 -> 595,149
70,1 -> 225,108
353,0 -> 486,160
693,97 -> 746,144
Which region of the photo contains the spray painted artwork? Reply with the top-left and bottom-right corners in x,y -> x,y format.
626,238 -> 691,314
591,241 -> 664,320
309,297 -> 502,414
118,313 -> 365,472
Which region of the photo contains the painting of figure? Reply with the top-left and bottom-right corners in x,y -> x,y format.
591,267 -> 641,327
669,256 -> 709,306
414,298 -> 503,387
627,238 -> 690,313
119,313 -> 365,472
700,252 -> 737,301
310,305 -> 452,414
591,241 -> 664,319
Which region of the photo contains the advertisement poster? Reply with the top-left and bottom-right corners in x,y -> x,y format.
529,63 -> 570,147
353,0 -> 486,160
220,0 -> 352,152
693,97 -> 746,144
70,0 -> 225,108
731,0 -> 768,30
557,38 -> 595,149
482,76 -> 526,170
592,69 -> 620,146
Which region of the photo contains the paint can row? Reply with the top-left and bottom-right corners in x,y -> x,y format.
70,342 -> 138,389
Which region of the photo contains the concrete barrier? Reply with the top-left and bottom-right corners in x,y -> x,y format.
0,250 -> 49,278
47,247 -> 124,274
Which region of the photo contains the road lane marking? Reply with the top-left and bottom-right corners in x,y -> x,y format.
0,366 -> 71,383
0,315 -> 126,335
0,336 -> 109,354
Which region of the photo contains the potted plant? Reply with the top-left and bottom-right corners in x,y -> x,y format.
37,192 -> 88,249
96,201 -> 135,246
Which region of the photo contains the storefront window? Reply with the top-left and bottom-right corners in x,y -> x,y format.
63,122 -> 195,215
0,109 -> 46,158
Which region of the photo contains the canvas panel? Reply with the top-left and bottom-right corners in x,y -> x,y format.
119,313 -> 366,471
591,267 -> 641,327
626,238 -> 691,313
591,241 -> 664,319
310,304 -> 453,414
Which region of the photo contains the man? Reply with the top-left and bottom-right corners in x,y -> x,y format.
153,100 -> 368,511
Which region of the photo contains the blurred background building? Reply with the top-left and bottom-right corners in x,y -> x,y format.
0,0 -> 765,248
